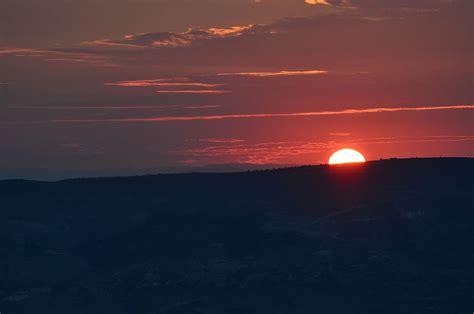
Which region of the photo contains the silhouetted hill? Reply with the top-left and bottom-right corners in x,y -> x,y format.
0,163 -> 291,181
1,158 -> 473,314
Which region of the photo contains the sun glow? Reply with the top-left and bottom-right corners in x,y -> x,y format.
328,148 -> 366,165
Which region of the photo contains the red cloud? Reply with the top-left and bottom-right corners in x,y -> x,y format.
51,105 -> 474,123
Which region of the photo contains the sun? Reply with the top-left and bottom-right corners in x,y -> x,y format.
328,148 -> 366,165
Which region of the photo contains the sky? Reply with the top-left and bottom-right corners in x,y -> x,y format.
1,0 -> 473,179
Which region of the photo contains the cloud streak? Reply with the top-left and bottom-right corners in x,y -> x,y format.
217,70 -> 328,77
51,104 -> 474,123
105,79 -> 222,88
104,79 -> 229,94
305,0 -> 332,5
0,48 -> 116,67
330,132 -> 352,136
155,90 -> 230,94
350,135 -> 474,145
193,138 -> 245,144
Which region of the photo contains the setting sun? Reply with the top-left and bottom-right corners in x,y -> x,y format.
328,148 -> 366,165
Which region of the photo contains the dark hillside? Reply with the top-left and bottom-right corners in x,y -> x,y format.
1,158 -> 473,314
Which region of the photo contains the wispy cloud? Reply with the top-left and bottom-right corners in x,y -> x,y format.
105,79 -> 222,88
83,25 -> 255,48
217,70 -> 328,77
304,0 -> 355,7
305,0 -> 332,5
51,104 -> 474,123
155,90 -> 230,94
350,135 -> 474,145
187,138 -> 245,144
0,48 -> 115,67
330,132 -> 352,136
183,105 -> 222,110
207,26 -> 255,36
177,141 -> 329,164
105,79 -> 228,94
0,48 -> 43,55
2,5 -> 469,73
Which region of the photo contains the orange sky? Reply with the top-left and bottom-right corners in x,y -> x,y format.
0,0 -> 472,178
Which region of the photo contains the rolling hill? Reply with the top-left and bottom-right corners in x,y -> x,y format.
1,158 -> 473,314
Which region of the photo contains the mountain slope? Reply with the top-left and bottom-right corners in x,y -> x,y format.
1,158 -> 473,314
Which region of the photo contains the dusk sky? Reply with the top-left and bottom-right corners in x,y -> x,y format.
1,0 -> 473,178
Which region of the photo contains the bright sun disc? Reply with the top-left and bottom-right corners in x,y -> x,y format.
329,148 -> 366,165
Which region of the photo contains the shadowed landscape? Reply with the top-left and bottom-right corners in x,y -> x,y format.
1,158 -> 473,314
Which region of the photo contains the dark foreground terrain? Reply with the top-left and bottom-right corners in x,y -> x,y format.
1,158 -> 473,314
